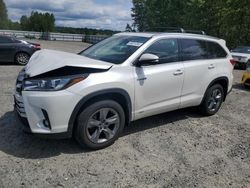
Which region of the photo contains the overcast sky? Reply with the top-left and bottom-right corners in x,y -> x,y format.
4,0 -> 133,31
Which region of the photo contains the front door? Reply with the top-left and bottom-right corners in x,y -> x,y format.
134,38 -> 184,120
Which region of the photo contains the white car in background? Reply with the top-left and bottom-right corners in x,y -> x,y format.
14,32 -> 234,150
231,46 -> 250,69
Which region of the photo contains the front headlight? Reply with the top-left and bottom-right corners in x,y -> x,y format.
23,75 -> 88,91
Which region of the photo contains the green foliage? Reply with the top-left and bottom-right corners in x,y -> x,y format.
132,0 -> 250,48
55,26 -> 117,35
20,11 -> 55,32
125,24 -> 133,32
0,0 -> 8,28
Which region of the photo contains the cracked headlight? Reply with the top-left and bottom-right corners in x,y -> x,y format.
23,75 -> 88,91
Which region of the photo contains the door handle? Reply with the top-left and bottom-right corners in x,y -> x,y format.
208,64 -> 215,69
173,70 -> 183,76
137,77 -> 147,81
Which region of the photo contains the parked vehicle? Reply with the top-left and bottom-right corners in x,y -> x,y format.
0,35 -> 40,65
14,32 -> 234,149
242,62 -> 250,89
231,46 -> 250,69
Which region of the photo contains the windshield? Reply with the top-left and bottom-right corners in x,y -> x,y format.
232,46 -> 250,54
80,35 -> 149,64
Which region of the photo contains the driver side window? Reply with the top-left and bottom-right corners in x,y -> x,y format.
144,39 -> 179,64
0,36 -> 14,43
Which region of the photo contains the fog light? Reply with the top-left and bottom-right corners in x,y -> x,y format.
43,119 -> 49,127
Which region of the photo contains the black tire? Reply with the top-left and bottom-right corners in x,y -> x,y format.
15,52 -> 30,65
75,100 -> 125,150
244,84 -> 250,89
199,84 -> 224,116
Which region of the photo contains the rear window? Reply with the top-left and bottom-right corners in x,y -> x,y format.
180,39 -> 208,61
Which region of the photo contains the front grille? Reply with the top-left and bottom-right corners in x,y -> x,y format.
16,70 -> 26,95
14,69 -> 27,117
14,94 -> 27,118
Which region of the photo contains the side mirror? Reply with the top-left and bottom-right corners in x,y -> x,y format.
136,53 -> 159,66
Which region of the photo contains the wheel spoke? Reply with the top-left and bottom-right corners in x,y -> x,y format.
88,118 -> 101,128
215,93 -> 222,100
208,100 -> 214,110
91,129 -> 102,143
106,114 -> 118,125
100,109 -> 109,121
103,128 -> 114,139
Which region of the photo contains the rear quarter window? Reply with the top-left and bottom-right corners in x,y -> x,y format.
207,41 -> 228,58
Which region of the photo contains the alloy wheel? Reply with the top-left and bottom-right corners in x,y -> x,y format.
16,53 -> 29,65
86,108 -> 120,144
207,89 -> 222,112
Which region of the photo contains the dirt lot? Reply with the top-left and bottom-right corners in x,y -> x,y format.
0,40 -> 250,188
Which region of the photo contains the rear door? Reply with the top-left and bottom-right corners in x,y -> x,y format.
0,36 -> 17,62
179,38 -> 218,108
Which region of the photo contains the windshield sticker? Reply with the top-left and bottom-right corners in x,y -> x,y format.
127,41 -> 143,47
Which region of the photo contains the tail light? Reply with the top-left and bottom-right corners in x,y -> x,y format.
32,44 -> 41,49
230,59 -> 236,66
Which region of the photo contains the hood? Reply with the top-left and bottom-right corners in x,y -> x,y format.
25,49 -> 112,77
231,52 -> 250,58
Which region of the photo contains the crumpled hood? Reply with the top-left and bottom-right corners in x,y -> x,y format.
25,49 -> 112,77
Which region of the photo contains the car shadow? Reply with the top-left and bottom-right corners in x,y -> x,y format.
232,83 -> 250,91
0,62 -> 22,66
0,108 -> 202,159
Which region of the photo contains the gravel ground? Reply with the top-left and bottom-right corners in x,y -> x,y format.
0,40 -> 250,188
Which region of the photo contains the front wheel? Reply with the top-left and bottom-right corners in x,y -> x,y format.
199,84 -> 224,116
75,100 -> 125,150
15,52 -> 30,65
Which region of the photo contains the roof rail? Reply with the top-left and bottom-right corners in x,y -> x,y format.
185,30 -> 206,35
144,27 -> 206,35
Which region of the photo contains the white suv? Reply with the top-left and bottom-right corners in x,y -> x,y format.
14,32 -> 234,149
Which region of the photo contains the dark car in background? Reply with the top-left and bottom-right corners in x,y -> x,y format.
0,35 -> 41,65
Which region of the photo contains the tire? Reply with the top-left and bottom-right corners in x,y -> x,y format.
199,84 -> 224,116
15,52 -> 30,65
244,84 -> 250,89
75,100 -> 125,150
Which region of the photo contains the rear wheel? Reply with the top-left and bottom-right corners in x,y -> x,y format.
75,100 -> 125,150
15,52 -> 30,65
199,84 -> 224,116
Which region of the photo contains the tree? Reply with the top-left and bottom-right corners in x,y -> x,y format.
20,15 -> 30,31
0,0 -> 8,28
131,0 -> 250,48
20,11 -> 55,32
125,24 -> 133,32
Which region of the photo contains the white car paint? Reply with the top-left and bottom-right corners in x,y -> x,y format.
14,32 -> 234,135
231,52 -> 250,63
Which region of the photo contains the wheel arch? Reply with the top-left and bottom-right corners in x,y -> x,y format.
202,76 -> 229,104
68,88 -> 132,136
